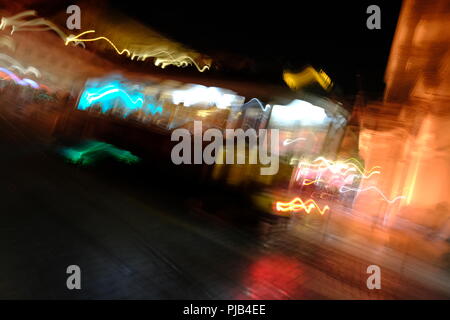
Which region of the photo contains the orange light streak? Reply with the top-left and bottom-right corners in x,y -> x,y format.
302,178 -> 324,185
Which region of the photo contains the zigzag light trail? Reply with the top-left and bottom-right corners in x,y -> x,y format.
86,88 -> 144,106
295,157 -> 381,187
79,82 -> 164,117
275,197 -> 330,215
0,67 -> 39,88
244,98 -> 271,112
1,11 -> 209,71
311,156 -> 381,176
302,178 -> 325,185
65,30 -> 131,57
66,30 -> 210,72
1,10 -> 85,47
339,186 -> 405,204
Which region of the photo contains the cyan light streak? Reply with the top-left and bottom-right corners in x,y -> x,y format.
146,104 -> 163,115
78,81 -> 163,117
85,88 -> 144,112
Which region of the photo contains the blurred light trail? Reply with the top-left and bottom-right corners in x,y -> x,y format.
154,54 -> 210,72
295,162 -> 378,183
275,197 -> 330,215
65,30 -> 131,56
147,104 -> 163,115
339,186 -> 405,204
271,100 -> 328,126
0,10 -> 85,47
66,30 -> 210,72
171,85 -> 239,108
78,81 -> 164,117
243,98 -> 271,112
283,66 -> 333,91
283,137 -> 307,146
294,157 -> 381,190
309,156 -> 381,176
343,157 -> 368,170
342,168 -> 380,179
302,178 -> 324,185
39,83 -> 51,92
0,67 -> 39,88
61,141 -> 140,165
86,87 -> 143,107
79,82 -> 144,114
0,35 -> 15,50
0,53 -> 41,77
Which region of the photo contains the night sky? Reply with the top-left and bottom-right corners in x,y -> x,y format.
111,0 -> 403,98
20,0 -> 403,98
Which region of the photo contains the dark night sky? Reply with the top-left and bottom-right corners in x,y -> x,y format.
110,0 -> 403,98
22,0 -> 402,98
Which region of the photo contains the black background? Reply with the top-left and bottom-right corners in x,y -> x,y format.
110,0 -> 403,97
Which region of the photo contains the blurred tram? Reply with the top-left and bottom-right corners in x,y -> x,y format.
52,73 -> 361,216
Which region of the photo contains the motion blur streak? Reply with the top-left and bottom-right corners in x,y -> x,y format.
283,137 -> 307,146
66,30 -> 211,72
61,141 -> 140,165
0,67 -> 39,88
77,79 -> 167,119
243,98 -> 271,111
0,35 -> 15,50
283,66 -> 333,91
65,30 -> 131,56
339,186 -> 406,204
275,197 -> 330,215
296,157 -> 381,179
78,81 -> 143,112
85,87 -> 143,108
302,178 -> 325,186
0,53 -> 41,77
1,0 -> 450,300
0,10 -> 85,47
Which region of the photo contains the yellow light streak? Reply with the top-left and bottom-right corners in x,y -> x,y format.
302,178 -> 324,185
283,66 -> 333,91
275,197 -> 330,215
65,30 -> 131,56
1,10 -> 85,48
66,30 -> 210,72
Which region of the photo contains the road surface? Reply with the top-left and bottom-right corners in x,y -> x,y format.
0,110 -> 447,299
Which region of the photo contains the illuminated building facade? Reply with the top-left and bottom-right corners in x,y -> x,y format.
354,0 -> 450,228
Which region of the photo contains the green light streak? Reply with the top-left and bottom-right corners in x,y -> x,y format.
61,140 -> 140,165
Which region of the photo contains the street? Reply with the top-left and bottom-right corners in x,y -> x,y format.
0,112 -> 447,299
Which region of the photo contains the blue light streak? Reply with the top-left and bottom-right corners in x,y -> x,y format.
0,67 -> 39,89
